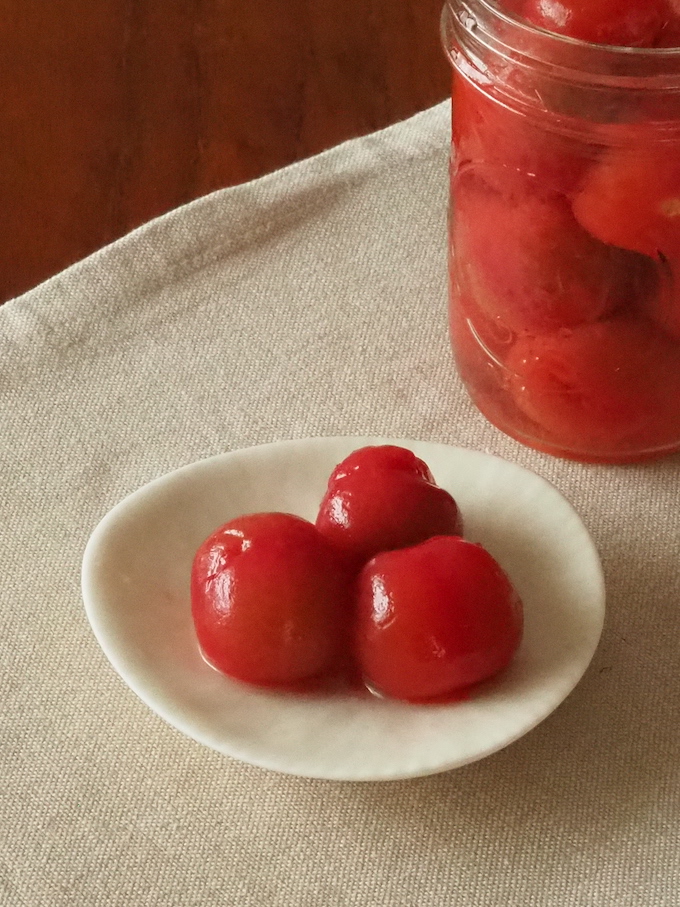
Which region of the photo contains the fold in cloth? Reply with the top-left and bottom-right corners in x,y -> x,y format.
2,100 -> 679,907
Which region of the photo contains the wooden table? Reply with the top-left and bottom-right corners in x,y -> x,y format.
1,0 -> 449,302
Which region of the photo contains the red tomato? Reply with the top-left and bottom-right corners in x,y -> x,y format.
315,446 -> 463,570
572,142 -> 680,259
507,317 -> 680,449
325,444 -> 435,484
191,513 -> 350,687
453,173 -> 641,334
518,0 -> 667,47
453,72 -> 588,198
356,537 -> 523,702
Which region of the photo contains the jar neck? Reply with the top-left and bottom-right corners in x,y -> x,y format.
443,0 -> 680,131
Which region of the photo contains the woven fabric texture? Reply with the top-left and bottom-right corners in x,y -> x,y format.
2,102 -> 679,907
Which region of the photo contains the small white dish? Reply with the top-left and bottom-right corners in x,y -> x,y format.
82,436 -> 605,781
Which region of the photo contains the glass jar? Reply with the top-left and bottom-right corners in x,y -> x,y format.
442,0 -> 680,463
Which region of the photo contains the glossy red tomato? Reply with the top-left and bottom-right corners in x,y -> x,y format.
572,142 -> 680,260
325,444 -> 435,484
191,513 -> 350,687
356,536 -> 523,702
518,0 -> 667,47
507,317 -> 680,449
454,173 -> 639,334
315,446 -> 463,570
453,72 -> 588,198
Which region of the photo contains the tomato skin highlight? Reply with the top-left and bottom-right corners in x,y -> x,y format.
316,446 -> 463,571
191,512 -> 351,688
356,537 -> 524,703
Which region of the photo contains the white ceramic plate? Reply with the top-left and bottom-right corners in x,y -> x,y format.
82,437 -> 605,781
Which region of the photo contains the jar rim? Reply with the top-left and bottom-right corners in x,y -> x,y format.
462,0 -> 680,57
444,0 -> 680,87
443,0 -> 680,138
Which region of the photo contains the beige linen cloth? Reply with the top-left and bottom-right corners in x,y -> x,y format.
2,101 -> 679,907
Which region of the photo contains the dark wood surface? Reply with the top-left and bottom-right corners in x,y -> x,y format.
1,0 -> 449,302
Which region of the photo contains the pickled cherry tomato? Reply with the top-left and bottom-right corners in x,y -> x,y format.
455,174 -> 638,334
324,444 -> 435,484
191,513 -> 351,687
316,446 -> 462,570
507,318 -> 680,448
356,537 -> 523,703
453,73 -> 588,197
572,144 -> 680,260
519,0 -> 668,47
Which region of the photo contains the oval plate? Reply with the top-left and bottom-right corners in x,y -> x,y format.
82,437 -> 605,781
